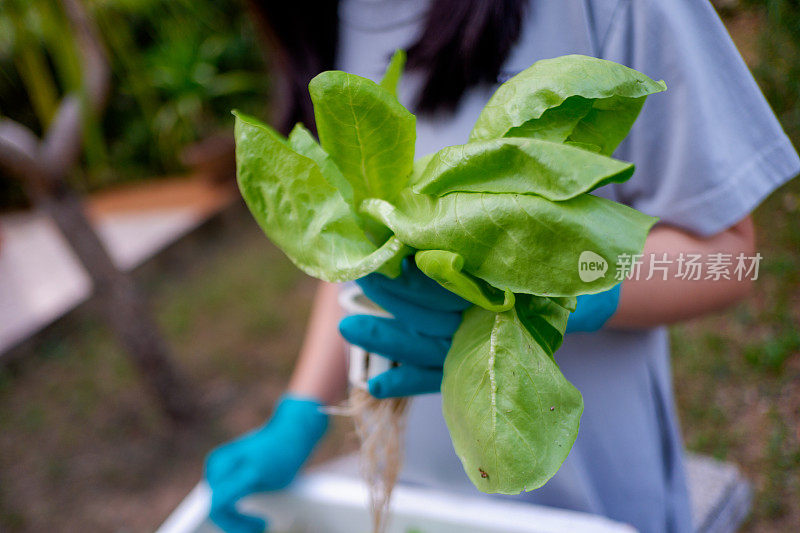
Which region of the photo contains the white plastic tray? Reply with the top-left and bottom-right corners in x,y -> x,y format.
157,471 -> 636,533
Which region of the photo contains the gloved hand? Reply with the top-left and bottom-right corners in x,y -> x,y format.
204,394 -> 328,533
566,283 -> 622,333
339,258 -> 470,398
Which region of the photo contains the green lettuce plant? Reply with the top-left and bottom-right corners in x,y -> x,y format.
234,52 -> 665,494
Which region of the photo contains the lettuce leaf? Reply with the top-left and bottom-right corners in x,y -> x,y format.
415,249 -> 516,312
234,112 -> 408,281
441,305 -> 583,494
413,137 -> 635,200
362,189 -> 656,297
309,71 -> 416,207
234,52 -> 665,495
379,48 -> 406,97
470,54 -> 667,155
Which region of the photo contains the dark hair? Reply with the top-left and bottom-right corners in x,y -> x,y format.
247,0 -> 527,133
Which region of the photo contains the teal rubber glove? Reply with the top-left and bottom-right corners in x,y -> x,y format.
204,395 -> 328,533
339,258 -> 470,398
566,284 -> 622,333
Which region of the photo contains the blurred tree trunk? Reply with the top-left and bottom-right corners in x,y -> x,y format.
40,187 -> 196,422
0,0 -> 195,422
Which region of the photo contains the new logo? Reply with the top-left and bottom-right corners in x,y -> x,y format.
578,251 -> 608,282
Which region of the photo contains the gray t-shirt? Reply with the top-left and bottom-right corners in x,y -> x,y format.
338,1 -> 799,532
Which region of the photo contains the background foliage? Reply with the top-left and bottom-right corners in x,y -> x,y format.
738,0 -> 800,146
0,0 -> 269,208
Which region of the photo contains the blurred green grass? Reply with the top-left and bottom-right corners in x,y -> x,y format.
676,4 -> 800,528
671,174 -> 800,530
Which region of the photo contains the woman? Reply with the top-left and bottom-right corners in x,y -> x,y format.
204,1 -> 800,532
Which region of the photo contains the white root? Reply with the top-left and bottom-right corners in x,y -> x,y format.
332,388 -> 409,533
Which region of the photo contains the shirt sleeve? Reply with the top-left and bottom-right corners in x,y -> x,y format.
599,0 -> 800,236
